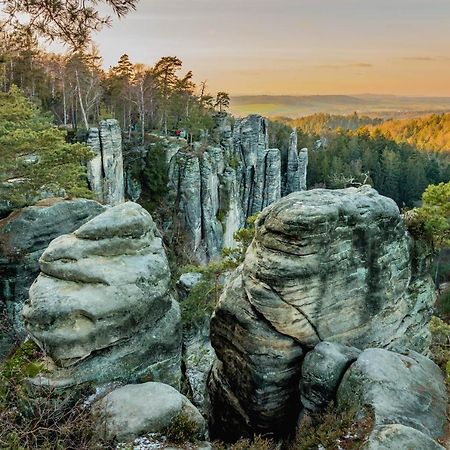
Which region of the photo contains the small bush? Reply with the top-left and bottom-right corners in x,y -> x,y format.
430,316 -> 450,374
289,404 -> 372,450
213,435 -> 275,450
0,341 -> 114,449
181,278 -> 216,331
161,412 -> 203,444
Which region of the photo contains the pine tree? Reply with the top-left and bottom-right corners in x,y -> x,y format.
0,86 -> 93,205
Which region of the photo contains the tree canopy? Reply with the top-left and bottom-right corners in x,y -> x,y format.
0,86 -> 92,205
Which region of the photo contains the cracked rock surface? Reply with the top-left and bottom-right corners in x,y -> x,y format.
23,202 -> 181,388
208,186 -> 436,439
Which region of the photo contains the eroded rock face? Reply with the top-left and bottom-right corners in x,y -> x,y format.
209,186 -> 436,438
23,202 -> 181,387
165,114 -> 308,262
0,198 -> 104,358
87,119 -> 125,206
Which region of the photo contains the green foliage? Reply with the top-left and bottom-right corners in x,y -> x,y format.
414,182 -> 450,249
180,277 -> 216,331
141,141 -> 169,212
0,86 -> 93,206
298,127 -> 449,207
222,214 -> 258,267
180,216 -> 258,331
430,316 -> 450,378
160,412 -> 203,444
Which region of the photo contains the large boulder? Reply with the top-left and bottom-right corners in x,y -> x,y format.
337,348 -> 447,441
23,202 -> 182,387
300,341 -> 360,411
0,198 -> 104,358
362,424 -> 445,450
209,186 -> 436,438
94,382 -> 205,442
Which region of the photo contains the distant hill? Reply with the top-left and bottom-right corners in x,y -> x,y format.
230,94 -> 450,119
277,113 -> 383,135
364,113 -> 450,152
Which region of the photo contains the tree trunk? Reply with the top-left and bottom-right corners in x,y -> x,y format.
75,69 -> 89,129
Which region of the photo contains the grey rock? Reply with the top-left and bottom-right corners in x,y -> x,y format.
208,267 -> 303,440
209,187 -> 437,438
285,131 -> 308,195
164,114 -> 308,263
23,202 -> 182,387
298,147 -> 308,191
87,119 -> 125,205
183,319 -> 215,412
337,348 -> 447,440
362,424 -> 445,450
95,382 -> 205,442
301,341 -> 360,411
177,272 -> 203,300
0,198 -> 104,358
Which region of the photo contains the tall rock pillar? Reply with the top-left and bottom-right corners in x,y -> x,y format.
87,119 -> 125,206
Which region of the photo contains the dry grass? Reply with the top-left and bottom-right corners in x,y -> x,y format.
0,340 -> 115,450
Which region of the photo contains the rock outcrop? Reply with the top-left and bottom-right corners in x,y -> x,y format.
166,114 -> 308,262
208,186 -> 437,439
23,202 -> 181,387
87,119 -> 125,206
0,198 -> 104,358
338,348 -> 447,447
94,382 -> 205,442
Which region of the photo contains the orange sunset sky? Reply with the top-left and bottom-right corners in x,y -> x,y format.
94,0 -> 450,96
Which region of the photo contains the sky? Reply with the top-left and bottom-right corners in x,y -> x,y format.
93,0 -> 450,96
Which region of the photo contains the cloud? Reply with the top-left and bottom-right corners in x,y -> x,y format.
349,62 -> 373,67
318,62 -> 372,69
402,56 -> 435,61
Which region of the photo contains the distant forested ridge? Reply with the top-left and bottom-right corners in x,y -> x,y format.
272,114 -> 450,207
363,113 -> 450,153
279,113 -> 383,134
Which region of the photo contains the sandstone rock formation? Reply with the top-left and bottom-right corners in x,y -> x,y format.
208,186 -> 437,439
94,382 -> 205,442
301,341 -> 360,411
338,348 -> 447,446
87,119 -> 125,206
166,114 -> 308,262
0,198 -> 104,358
23,202 -> 181,387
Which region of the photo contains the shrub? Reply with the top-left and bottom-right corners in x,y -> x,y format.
160,412 -> 203,444
0,340 -> 114,449
213,435 -> 275,450
289,404 -> 372,450
430,316 -> 450,375
181,277 -> 216,331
